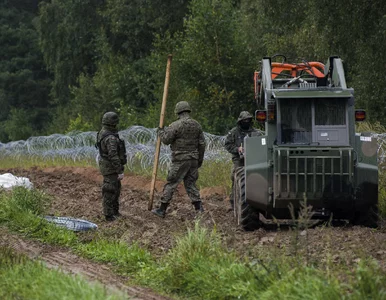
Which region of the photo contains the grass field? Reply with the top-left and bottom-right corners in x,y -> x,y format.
0,246 -> 127,300
1,187 -> 386,299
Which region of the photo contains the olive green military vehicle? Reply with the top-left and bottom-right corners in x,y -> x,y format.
233,56 -> 378,230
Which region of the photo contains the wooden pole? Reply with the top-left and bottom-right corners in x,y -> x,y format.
148,54 -> 172,211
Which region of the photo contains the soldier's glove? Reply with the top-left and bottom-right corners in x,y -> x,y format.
156,127 -> 164,135
118,173 -> 124,181
198,160 -> 203,168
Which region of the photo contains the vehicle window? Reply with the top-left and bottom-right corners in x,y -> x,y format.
280,98 -> 312,144
315,99 -> 346,125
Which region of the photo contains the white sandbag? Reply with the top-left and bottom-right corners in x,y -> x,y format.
0,173 -> 33,189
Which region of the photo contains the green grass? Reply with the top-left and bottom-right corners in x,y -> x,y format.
135,222 -> 386,300
0,187 -> 153,271
0,155 -> 232,191
99,156 -> 232,192
0,246 -> 127,300
0,156 -> 95,169
76,239 -> 154,275
0,188 -> 78,246
135,223 -> 265,298
198,159 -> 231,192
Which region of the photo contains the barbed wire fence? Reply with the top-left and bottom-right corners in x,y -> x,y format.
0,126 -> 230,172
1,126 -> 385,172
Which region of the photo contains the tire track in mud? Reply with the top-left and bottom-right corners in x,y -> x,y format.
0,228 -> 170,300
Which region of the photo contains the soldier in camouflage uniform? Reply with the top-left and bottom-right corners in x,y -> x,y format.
152,101 -> 206,218
224,111 -> 259,210
96,112 -> 127,221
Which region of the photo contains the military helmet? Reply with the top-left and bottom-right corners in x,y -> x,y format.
237,111 -> 253,123
174,101 -> 191,115
102,112 -> 119,126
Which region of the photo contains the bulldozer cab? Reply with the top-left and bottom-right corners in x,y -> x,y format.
255,56 -> 355,147
233,56 -> 378,231
277,96 -> 350,146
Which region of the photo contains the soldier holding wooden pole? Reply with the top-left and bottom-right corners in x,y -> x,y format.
148,55 -> 206,218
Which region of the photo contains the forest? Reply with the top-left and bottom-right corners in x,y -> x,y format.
1,0 -> 385,142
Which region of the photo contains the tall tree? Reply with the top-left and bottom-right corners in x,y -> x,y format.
156,0 -> 255,134
67,0 -> 190,130
38,0 -> 103,106
0,1 -> 52,141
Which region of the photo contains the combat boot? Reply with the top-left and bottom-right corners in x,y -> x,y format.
105,215 -> 118,222
193,201 -> 204,213
227,200 -> 234,212
152,203 -> 168,218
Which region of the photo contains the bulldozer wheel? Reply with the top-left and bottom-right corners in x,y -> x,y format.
351,183 -> 379,228
234,167 -> 261,231
351,205 -> 378,228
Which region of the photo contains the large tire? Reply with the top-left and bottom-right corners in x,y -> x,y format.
234,167 -> 261,231
351,205 -> 378,228
351,182 -> 379,228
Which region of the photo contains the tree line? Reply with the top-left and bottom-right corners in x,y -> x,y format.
1,0 -> 385,141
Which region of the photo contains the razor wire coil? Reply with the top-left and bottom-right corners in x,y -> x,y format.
1,126 -> 384,172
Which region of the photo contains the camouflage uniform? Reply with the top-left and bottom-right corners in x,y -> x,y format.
96,112 -> 127,221
152,101 -> 206,218
224,111 -> 259,208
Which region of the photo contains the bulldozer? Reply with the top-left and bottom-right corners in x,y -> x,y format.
233,55 -> 378,230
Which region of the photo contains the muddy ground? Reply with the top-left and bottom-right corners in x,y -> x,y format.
2,167 -> 386,296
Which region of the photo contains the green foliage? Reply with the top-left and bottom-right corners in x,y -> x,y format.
0,2 -> 52,142
0,187 -> 77,246
350,259 -> 386,299
70,55 -> 157,129
257,268 -> 342,300
198,157 -> 232,192
0,247 -> 127,300
3,108 -> 34,141
136,222 -> 261,298
1,0 -> 386,141
67,113 -> 95,132
162,0 -> 254,134
136,221 -> 386,300
38,0 -> 102,105
0,186 -> 50,217
0,186 -> 151,273
101,0 -> 188,58
36,0 -> 189,132
356,121 -> 386,133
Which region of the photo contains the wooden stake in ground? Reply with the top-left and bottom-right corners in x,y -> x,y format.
148,54 -> 172,211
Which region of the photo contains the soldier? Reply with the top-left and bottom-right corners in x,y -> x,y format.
224,111 -> 259,210
152,101 -> 206,218
96,112 -> 127,221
